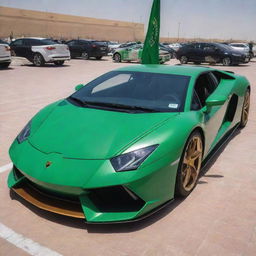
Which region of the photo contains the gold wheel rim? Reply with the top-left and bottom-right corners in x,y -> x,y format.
242,91 -> 250,125
182,136 -> 203,192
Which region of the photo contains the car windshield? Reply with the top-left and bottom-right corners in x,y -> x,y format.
69,71 -> 190,113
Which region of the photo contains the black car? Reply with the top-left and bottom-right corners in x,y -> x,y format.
66,40 -> 108,60
176,42 -> 249,66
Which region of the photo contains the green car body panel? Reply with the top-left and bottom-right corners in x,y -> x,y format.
8,65 -> 250,223
113,45 -> 171,64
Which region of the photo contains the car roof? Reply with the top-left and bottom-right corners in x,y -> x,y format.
115,65 -> 213,77
14,37 -> 47,40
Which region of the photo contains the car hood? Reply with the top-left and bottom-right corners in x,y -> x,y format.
29,101 -> 176,159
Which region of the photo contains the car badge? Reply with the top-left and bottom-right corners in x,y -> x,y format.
45,161 -> 52,168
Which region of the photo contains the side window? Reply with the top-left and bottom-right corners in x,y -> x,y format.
209,72 -> 220,88
193,73 -> 217,107
67,41 -> 75,46
12,39 -> 23,46
191,90 -> 202,111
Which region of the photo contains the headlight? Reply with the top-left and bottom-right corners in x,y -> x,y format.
111,145 -> 158,172
17,121 -> 31,143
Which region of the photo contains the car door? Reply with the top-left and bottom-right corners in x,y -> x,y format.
10,39 -> 24,57
201,43 -> 220,63
67,40 -> 78,58
188,43 -> 202,62
191,72 -> 227,154
23,39 -> 35,60
128,45 -> 142,61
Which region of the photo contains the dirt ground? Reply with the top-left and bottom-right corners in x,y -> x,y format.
0,57 -> 256,256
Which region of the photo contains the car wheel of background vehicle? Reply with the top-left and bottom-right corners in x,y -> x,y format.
81,51 -> 89,60
96,56 -> 102,60
113,53 -> 121,63
193,61 -> 201,65
33,53 -> 45,67
175,131 -> 203,197
54,60 -> 64,66
0,62 -> 10,68
240,89 -> 250,128
10,50 -> 16,56
222,57 -> 231,66
180,56 -> 188,64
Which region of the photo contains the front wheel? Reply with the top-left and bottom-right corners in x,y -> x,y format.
113,53 -> 121,63
33,53 -> 45,67
81,51 -> 89,60
175,131 -> 203,197
240,89 -> 250,128
222,57 -> 231,66
54,60 -> 64,66
180,56 -> 188,64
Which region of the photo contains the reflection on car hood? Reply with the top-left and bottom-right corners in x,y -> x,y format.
29,101 -> 176,159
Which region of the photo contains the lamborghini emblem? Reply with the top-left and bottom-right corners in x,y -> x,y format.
45,161 -> 52,168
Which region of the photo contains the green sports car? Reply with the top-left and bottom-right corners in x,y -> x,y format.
113,44 -> 171,64
8,65 -> 250,223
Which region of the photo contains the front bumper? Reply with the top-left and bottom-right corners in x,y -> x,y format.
0,56 -> 11,63
8,140 -> 178,223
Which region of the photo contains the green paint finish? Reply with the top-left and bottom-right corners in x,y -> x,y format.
8,65 -> 250,222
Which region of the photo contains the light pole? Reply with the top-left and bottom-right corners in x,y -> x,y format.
177,22 -> 181,42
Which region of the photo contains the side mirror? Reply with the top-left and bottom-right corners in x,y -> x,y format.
75,84 -> 84,91
205,95 -> 227,112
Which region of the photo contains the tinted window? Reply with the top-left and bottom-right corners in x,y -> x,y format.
194,73 -> 217,107
11,39 -> 23,46
36,39 -> 56,45
70,71 -> 190,112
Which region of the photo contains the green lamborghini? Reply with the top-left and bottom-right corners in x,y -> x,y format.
8,65 -> 250,223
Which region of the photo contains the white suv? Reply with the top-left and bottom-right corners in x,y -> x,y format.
0,41 -> 11,68
10,37 -> 70,66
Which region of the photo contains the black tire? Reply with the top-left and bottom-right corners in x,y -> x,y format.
113,53 -> 121,63
96,56 -> 102,60
239,89 -> 250,128
193,61 -> 201,65
81,51 -> 89,60
0,62 -> 10,68
33,53 -> 45,67
180,56 -> 188,64
54,60 -> 65,66
175,131 -> 204,198
222,57 -> 231,66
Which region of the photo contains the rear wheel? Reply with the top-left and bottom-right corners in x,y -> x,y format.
54,60 -> 64,66
81,51 -> 89,60
222,57 -> 231,66
96,56 -> 102,60
180,56 -> 188,64
113,53 -> 121,63
240,89 -> 250,128
175,131 -> 203,197
33,53 -> 45,67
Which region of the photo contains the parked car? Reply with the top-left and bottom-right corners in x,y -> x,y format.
8,65 -> 250,223
229,43 -> 252,59
0,42 -> 11,68
10,37 -> 70,66
0,39 -> 9,45
66,39 -> 108,60
176,42 -> 249,66
113,44 -> 171,64
168,43 -> 182,52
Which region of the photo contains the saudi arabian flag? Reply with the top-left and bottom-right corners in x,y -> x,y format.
141,0 -> 160,64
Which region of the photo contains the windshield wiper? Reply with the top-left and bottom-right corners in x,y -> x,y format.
84,101 -> 159,112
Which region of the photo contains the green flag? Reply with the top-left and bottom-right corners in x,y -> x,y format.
141,0 -> 160,64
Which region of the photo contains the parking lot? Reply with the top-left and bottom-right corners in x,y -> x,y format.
0,57 -> 256,256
